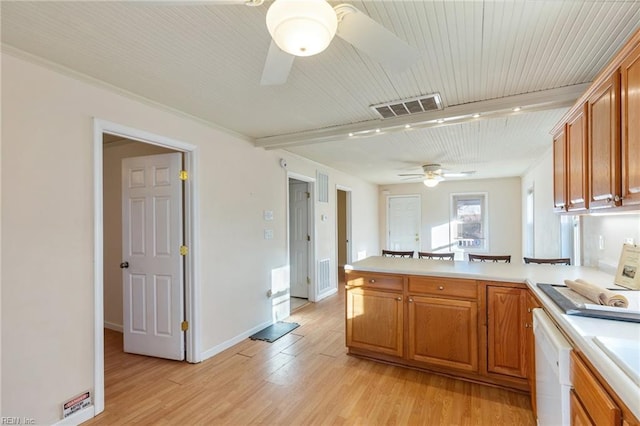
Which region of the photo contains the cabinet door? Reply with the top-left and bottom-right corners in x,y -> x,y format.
526,293 -> 541,415
487,286 -> 527,378
566,105 -> 589,211
588,73 -> 621,209
571,390 -> 596,426
407,295 -> 478,372
346,287 -> 403,357
571,351 -> 621,426
553,128 -> 568,211
621,42 -> 640,206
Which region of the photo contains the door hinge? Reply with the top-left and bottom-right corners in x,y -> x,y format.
179,170 -> 188,181
307,235 -> 311,242
306,191 -> 310,199
307,277 -> 311,285
181,321 -> 189,331
180,245 -> 189,256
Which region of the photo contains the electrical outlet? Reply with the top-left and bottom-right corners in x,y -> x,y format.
264,229 -> 274,240
598,235 -> 605,250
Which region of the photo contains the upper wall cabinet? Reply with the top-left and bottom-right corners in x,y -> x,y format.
553,128 -> 567,211
588,73 -> 621,209
621,41 -> 640,206
566,105 -> 589,211
552,29 -> 640,213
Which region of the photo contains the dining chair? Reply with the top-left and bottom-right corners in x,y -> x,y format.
468,253 -> 511,263
523,257 -> 571,265
382,250 -> 414,258
418,252 -> 455,261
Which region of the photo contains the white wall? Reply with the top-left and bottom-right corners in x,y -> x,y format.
378,178 -> 522,261
520,148 -> 563,258
0,52 -> 379,424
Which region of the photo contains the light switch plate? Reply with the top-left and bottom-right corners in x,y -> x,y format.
263,210 -> 274,221
264,229 -> 274,240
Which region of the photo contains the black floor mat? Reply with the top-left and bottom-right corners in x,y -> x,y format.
249,321 -> 300,343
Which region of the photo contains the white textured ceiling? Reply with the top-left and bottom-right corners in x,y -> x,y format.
2,1 -> 639,184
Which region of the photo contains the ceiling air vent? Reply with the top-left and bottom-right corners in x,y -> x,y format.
371,93 -> 443,119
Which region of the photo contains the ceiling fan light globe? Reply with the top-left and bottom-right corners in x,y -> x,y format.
423,178 -> 440,187
266,0 -> 338,57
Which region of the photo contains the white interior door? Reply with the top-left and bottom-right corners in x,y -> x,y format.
387,195 -> 421,253
289,180 -> 309,298
122,152 -> 184,360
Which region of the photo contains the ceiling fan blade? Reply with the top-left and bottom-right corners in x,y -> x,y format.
398,173 -> 425,177
334,4 -> 419,72
441,171 -> 476,178
260,40 -> 295,86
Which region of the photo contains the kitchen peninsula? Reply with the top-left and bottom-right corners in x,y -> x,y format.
345,257 -> 640,425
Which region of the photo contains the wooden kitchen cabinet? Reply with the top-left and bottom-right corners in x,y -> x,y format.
407,295 -> 478,372
621,41 -> 640,206
345,286 -> 403,357
553,128 -> 568,211
487,285 -> 527,378
588,73 -> 621,209
570,351 -> 621,426
566,104 -> 589,211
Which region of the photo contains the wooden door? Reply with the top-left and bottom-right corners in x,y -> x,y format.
122,153 -> 184,360
346,287 -> 403,357
407,295 -> 478,372
553,128 -> 567,211
566,105 -> 589,211
487,286 -> 527,378
588,73 -> 621,209
621,42 -> 640,206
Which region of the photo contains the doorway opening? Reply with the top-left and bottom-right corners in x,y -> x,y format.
336,186 -> 352,285
287,173 -> 315,313
93,119 -> 200,416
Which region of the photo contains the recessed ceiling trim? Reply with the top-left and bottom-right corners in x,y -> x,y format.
255,83 -> 590,150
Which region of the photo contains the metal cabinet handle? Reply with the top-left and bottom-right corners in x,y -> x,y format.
438,286 -> 444,290
369,279 -> 376,283
396,296 -> 402,302
408,297 -> 414,303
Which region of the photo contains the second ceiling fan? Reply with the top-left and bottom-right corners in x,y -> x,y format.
399,164 -> 476,187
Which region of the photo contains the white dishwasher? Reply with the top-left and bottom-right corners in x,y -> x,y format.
533,308 -> 573,426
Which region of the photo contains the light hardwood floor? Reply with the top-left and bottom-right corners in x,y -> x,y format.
85,287 -> 535,425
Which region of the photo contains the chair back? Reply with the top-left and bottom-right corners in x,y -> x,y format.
418,252 -> 454,261
382,250 -> 414,258
468,254 -> 511,263
523,257 -> 571,265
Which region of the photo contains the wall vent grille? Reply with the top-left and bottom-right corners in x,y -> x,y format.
371,93 -> 443,119
317,172 -> 329,203
318,259 -> 331,294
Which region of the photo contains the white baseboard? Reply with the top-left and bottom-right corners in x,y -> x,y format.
200,319 -> 273,361
52,405 -> 95,426
104,321 -> 123,332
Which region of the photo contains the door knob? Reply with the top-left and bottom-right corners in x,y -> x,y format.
120,261 -> 129,269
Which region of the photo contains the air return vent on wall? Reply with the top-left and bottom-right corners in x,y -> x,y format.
371,93 -> 443,119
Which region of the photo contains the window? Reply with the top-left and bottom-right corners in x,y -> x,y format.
450,193 -> 488,251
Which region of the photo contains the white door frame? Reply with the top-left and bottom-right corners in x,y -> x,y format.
93,119 -> 201,415
336,185 -> 352,265
386,194 -> 421,250
286,172 -> 316,302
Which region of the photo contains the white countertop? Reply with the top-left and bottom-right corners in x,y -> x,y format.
346,257 -> 640,419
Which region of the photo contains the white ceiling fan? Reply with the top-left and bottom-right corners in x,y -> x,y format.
399,164 -> 476,187
204,0 -> 420,85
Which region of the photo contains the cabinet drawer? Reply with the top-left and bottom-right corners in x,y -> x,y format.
570,351 -> 621,426
346,271 -> 403,291
408,276 -> 477,299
